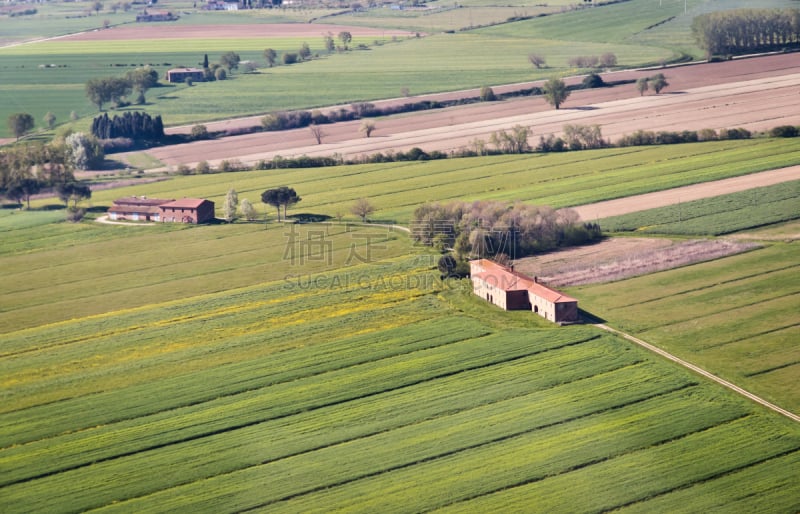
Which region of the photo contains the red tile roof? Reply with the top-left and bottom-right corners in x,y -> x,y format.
114,196 -> 173,206
159,198 -> 210,209
472,259 -> 577,303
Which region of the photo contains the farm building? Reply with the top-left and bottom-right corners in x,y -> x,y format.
109,196 -> 215,224
470,259 -> 579,323
158,198 -> 216,224
108,196 -> 173,222
166,68 -> 204,83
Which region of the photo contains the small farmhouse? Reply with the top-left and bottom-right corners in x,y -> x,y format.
108,196 -> 173,222
159,198 -> 215,224
166,68 -> 205,84
109,196 -> 215,224
470,259 -> 579,324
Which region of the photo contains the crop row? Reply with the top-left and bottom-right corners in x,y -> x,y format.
0,329 -> 626,512
82,138 -> 800,224
95,387 -> 763,513
602,180 -> 800,235
572,243 -> 800,414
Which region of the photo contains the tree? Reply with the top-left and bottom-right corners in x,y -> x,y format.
299,42 -> 311,60
240,198 -> 257,221
479,86 -> 496,101
528,53 -> 546,69
43,111 -> 56,130
220,51 -> 241,72
261,186 -> 301,221
264,48 -> 277,67
282,52 -> 298,65
126,66 -> 158,94
338,31 -> 352,50
85,76 -> 131,110
599,52 -> 617,67
650,73 -> 669,94
542,77 -> 570,109
323,33 -> 335,53
6,177 -> 41,209
360,120 -> 376,138
203,53 -> 209,68
490,125 -> 530,154
65,132 -> 104,170
636,77 -> 649,96
223,188 -> 238,222
215,68 -> 227,80
437,254 -> 457,278
8,113 -> 34,141
93,1 -> 103,14
309,124 -> 324,144
191,124 -> 209,140
56,181 -> 92,208
350,197 -> 375,222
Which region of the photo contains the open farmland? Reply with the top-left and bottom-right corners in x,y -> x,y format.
133,53 -> 800,168
1,223 -> 799,511
602,179 -> 800,235
96,138 -> 800,224
571,242 -> 800,414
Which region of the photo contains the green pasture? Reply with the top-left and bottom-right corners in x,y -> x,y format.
0,237 -> 798,511
571,242 -> 800,413
71,138 -> 800,224
602,180 -> 800,235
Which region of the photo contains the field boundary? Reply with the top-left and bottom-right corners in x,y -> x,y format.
594,323 -> 800,423
572,166 -> 800,221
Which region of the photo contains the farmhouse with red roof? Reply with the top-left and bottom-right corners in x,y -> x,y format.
159,198 -> 215,224
470,259 -> 579,323
108,196 -> 215,224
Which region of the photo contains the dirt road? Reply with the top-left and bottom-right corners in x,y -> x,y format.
596,324 -> 800,422
570,165 -> 800,220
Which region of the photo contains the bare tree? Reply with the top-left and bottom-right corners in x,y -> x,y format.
309,124 -> 325,144
360,120 -> 376,138
528,53 -> 546,69
636,77 -> 649,96
350,197 -> 375,222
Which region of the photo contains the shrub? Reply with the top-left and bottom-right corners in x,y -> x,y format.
66,207 -> 86,223
581,73 -> 605,89
480,86 -> 497,101
283,52 -> 299,65
195,161 -> 211,174
190,124 -> 209,140
769,125 -> 798,137
214,68 -> 227,80
176,164 -> 192,175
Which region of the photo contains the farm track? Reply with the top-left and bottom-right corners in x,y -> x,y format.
595,324 -> 800,423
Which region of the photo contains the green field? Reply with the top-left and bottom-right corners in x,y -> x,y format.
1,226 -> 798,511
1,0 -> 756,137
72,138 -> 800,224
571,242 -> 800,414
602,179 -> 800,235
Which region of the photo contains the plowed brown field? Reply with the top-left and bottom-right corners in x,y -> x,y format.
133,53 -> 800,169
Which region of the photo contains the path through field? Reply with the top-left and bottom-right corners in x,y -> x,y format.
570,165 -> 800,220
595,324 -> 800,422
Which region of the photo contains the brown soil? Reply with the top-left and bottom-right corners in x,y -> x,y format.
513,238 -> 760,287
129,53 -> 800,169
60,23 -> 417,41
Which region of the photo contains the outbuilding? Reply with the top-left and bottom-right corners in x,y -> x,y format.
166,68 -> 205,84
470,259 -> 579,323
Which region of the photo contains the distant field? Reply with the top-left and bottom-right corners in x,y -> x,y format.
571,242 -> 800,414
73,138 -> 800,224
602,180 -> 800,235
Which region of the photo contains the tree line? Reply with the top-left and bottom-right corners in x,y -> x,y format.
692,8 -> 800,57
0,139 -> 93,216
91,112 -> 164,140
412,200 -> 602,265
85,66 -> 159,110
